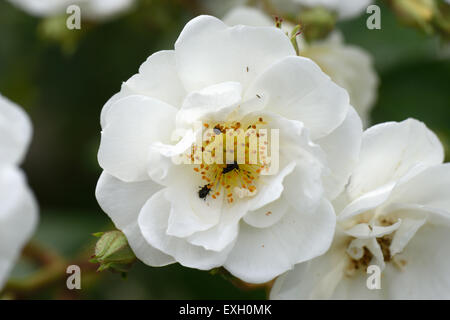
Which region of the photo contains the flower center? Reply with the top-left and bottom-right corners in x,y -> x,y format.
192,117 -> 271,204
345,218 -> 407,277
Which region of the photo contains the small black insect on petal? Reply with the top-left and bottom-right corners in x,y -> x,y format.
198,184 -> 211,200
222,161 -> 239,174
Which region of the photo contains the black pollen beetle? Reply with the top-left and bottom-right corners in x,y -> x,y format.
198,184 -> 212,200
222,162 -> 239,174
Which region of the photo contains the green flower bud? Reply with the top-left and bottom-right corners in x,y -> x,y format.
90,231 -> 136,276
389,0 -> 437,34
298,7 -> 337,43
434,1 -> 450,39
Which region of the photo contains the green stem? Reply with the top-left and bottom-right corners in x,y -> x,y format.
2,241 -> 98,298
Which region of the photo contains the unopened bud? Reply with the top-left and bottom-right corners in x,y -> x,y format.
435,1 -> 450,39
390,0 -> 436,34
298,7 -> 337,42
90,231 -> 136,275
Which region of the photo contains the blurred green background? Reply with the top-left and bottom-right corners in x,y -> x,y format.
0,0 -> 449,299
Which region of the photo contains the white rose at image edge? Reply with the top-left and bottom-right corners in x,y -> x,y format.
223,6 -> 378,126
271,119 -> 450,299
0,95 -> 38,289
6,0 -> 136,20
96,15 -> 363,284
293,0 -> 372,20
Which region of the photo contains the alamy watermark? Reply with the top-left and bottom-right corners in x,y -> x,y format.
66,5 -> 81,30
366,265 -> 381,290
367,5 -> 381,30
66,265 -> 81,290
168,121 -> 280,176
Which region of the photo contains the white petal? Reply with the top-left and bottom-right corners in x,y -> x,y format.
283,160 -> 324,216
386,164 -> 450,223
333,0 -> 372,20
6,0 -> 71,16
100,51 -> 185,128
7,0 -> 134,20
245,56 -> 350,140
338,182 -> 396,223
0,258 -> 13,290
223,6 -> 296,42
0,166 -> 38,288
175,15 -> 295,92
389,217 -> 426,256
186,219 -> 239,253
95,172 -> 174,266
138,190 -> 233,270
223,6 -> 274,27
330,273 -> 387,299
302,39 -> 378,126
294,0 -> 371,20
344,220 -> 401,239
271,256 -> 348,300
348,119 -> 444,199
259,112 -> 326,214
270,232 -> 349,300
147,128 -> 198,187
165,177 -> 222,238
0,94 -> 32,166
100,85 -> 134,129
247,161 -> 296,212
82,0 -> 135,20
176,81 -> 242,126
316,107 -> 362,200
98,95 -> 178,182
186,200 -> 249,252
124,50 -> 185,108
224,199 -> 336,284
244,195 -> 289,229
383,224 -> 450,299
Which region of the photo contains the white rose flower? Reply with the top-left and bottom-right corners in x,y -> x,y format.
271,118 -> 450,299
0,94 -> 38,289
96,15 -> 363,284
224,6 -> 378,126
199,0 -> 250,18
7,0 -> 135,20
292,0 -> 372,20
